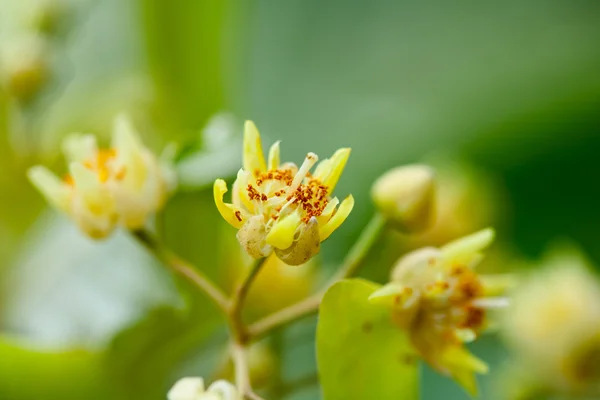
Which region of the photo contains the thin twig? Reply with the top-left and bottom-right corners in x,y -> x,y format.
247,213 -> 387,340
247,293 -> 321,340
132,229 -> 230,313
229,257 -> 267,343
232,341 -> 265,400
328,213 -> 387,283
132,230 -> 267,397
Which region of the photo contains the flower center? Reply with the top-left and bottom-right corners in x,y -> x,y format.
418,265 -> 486,333
63,148 -> 126,185
245,153 -> 331,226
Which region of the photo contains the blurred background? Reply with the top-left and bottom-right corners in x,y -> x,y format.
1,1 -> 600,399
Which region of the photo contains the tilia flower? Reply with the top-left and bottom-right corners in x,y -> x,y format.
28,115 -> 174,238
502,250 -> 600,396
369,228 -> 510,395
168,377 -> 239,400
214,121 -> 353,265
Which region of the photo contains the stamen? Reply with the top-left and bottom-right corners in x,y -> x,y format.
287,152 -> 318,197
471,297 -> 509,309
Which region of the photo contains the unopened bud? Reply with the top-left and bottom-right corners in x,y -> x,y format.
29,0 -> 69,36
371,164 -> 435,232
0,35 -> 50,103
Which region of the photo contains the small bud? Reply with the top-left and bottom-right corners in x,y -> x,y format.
0,34 -> 50,103
168,377 -> 239,400
29,0 -> 69,36
371,164 -> 435,232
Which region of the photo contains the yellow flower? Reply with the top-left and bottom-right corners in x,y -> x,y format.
28,115 -> 174,239
369,228 -> 510,395
167,377 -> 239,400
214,121 -> 354,265
502,250 -> 600,395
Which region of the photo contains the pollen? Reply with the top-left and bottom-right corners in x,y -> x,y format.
460,306 -> 485,329
244,163 -> 331,224
63,148 -> 123,185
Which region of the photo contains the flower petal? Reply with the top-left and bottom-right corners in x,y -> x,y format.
314,148 -> 350,192
214,179 -> 244,228
232,169 -> 254,212
70,162 -> 115,216
243,120 -> 266,176
27,165 -> 71,211
391,247 -> 441,282
62,134 -> 97,163
274,216 -> 320,265
368,282 -> 405,306
266,212 -> 301,249
442,345 -> 489,374
480,274 -> 517,296
440,228 -> 495,267
112,114 -> 147,189
206,380 -> 240,400
316,196 -> 339,225
319,194 -> 354,241
440,346 -> 488,396
167,377 -> 205,400
267,140 -> 281,170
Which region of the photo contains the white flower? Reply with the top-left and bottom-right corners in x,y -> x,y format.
28,115 -> 174,238
167,377 -> 240,400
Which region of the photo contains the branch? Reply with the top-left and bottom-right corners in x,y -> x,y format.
228,257 -> 267,343
247,213 -> 387,340
132,229 -> 230,314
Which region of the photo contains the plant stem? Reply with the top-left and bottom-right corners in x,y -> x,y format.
232,341 -> 265,400
132,229 -> 230,314
229,257 -> 267,343
134,229 -> 268,396
328,212 -> 387,283
247,213 -> 387,339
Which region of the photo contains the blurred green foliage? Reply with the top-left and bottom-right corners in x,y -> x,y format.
0,0 -> 599,399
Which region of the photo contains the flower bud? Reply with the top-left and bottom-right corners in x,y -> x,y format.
168,377 -> 239,400
29,0 -> 69,36
371,164 -> 435,232
0,34 -> 50,103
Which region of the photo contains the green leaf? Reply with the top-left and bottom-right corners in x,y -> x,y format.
0,335 -> 120,400
317,279 -> 418,400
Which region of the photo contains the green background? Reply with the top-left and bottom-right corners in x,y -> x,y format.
1,0 -> 599,399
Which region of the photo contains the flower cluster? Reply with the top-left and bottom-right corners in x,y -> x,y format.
168,377 -> 239,400
28,115 -> 174,238
369,228 -> 509,395
503,254 -> 600,396
214,121 -> 354,265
